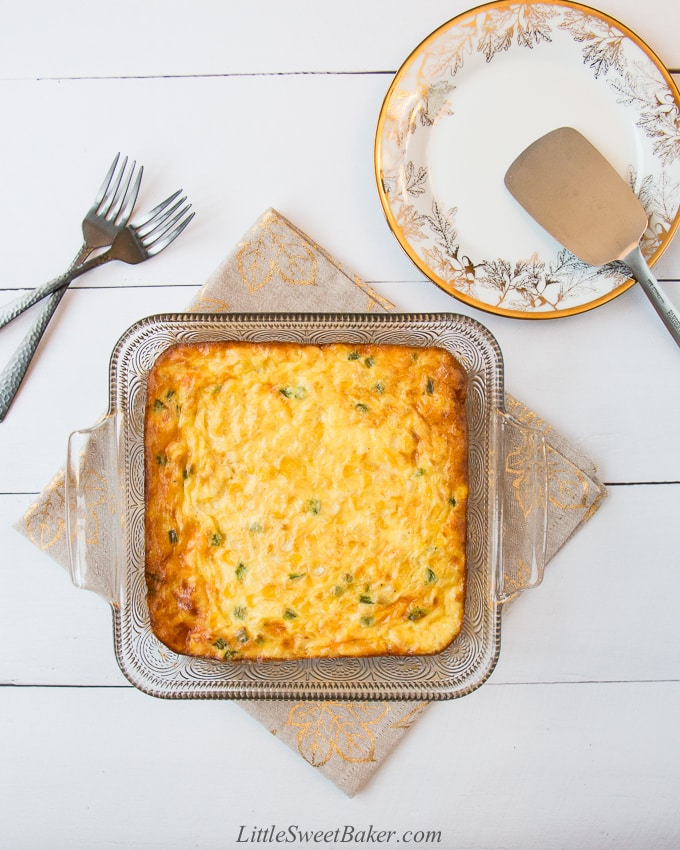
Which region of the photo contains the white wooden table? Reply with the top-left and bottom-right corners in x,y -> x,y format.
1,2 -> 679,847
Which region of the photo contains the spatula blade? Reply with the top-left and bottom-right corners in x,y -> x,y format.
504,127 -> 648,266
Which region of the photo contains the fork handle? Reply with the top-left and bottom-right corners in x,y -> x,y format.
0,287 -> 67,422
0,272 -> 73,330
0,248 -> 110,330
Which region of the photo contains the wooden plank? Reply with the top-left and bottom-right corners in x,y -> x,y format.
1,0 -> 679,78
2,279 -> 679,491
1,680 -> 678,847
3,484 -> 678,687
1,71 -> 679,293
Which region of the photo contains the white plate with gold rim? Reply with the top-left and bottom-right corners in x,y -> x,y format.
374,0 -> 680,318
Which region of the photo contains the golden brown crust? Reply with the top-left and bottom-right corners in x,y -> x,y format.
144,341 -> 468,661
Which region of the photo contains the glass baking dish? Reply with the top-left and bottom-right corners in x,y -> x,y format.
65,312 -> 548,700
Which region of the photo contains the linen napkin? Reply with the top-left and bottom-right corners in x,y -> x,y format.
15,208 -> 607,796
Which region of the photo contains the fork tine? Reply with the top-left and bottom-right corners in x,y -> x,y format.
142,203 -> 193,247
114,164 -> 144,226
136,195 -> 187,239
146,210 -> 195,257
107,159 -> 139,221
97,155 -> 128,216
133,189 -> 183,230
92,153 -> 120,206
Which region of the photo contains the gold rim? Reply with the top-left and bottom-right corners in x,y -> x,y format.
374,0 -> 680,320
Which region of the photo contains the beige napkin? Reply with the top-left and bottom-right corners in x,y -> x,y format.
16,208 -> 607,796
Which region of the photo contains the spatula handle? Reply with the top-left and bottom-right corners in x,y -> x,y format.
623,247 -> 680,348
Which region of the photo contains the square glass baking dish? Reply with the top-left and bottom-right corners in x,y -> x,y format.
65,312 -> 548,700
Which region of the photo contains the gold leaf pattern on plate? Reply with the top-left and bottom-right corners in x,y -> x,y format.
477,4 -> 554,61
376,1 -> 680,317
286,701 -> 390,766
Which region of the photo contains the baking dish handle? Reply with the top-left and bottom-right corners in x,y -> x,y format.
65,415 -> 122,606
496,410 -> 549,603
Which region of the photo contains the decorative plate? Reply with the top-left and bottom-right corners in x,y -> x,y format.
374,0 -> 680,318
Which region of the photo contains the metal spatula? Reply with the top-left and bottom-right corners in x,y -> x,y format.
504,126 -> 680,347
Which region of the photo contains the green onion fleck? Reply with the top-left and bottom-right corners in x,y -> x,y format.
210,532 -> 223,546
156,453 -> 167,466
304,498 -> 321,515
153,398 -> 166,412
249,521 -> 263,533
333,585 -> 344,597
347,351 -> 360,361
407,608 -> 428,621
211,384 -> 222,395
235,562 -> 247,581
168,529 -> 178,544
374,381 -> 385,394
212,637 -> 228,650
235,628 -> 249,644
415,468 -> 426,477
425,568 -> 437,585
426,377 -> 435,395
166,390 -> 176,400
283,608 -> 298,620
364,356 -> 375,368
288,572 -> 305,581
344,573 -> 354,584
233,606 -> 247,620
360,616 -> 375,627
359,594 -> 374,605
279,386 -> 306,399
449,496 -> 457,507
355,403 -> 369,413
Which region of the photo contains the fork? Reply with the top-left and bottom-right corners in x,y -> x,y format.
0,154 -> 143,330
0,193 -> 194,421
1,189 -> 187,328
76,153 -> 144,267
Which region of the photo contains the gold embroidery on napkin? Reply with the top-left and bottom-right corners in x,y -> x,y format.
505,434 -> 545,519
237,215 -> 317,292
504,396 -> 552,436
389,702 -> 429,730
286,702 -> 390,766
194,294 -> 231,312
548,450 -> 591,511
352,277 -> 396,312
501,559 -> 533,599
582,488 -> 608,523
24,471 -> 66,550
79,467 -> 108,545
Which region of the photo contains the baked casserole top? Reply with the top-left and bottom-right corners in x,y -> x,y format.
144,341 -> 468,661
